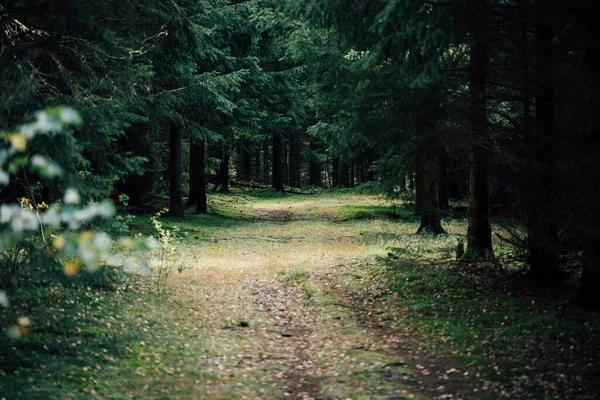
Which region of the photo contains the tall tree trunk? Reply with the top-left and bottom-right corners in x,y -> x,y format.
366,148 -> 376,181
195,141 -> 207,214
338,159 -> 350,188
415,170 -> 423,216
254,149 -> 261,182
272,134 -> 284,192
447,157 -> 461,199
283,142 -> 289,186
309,138 -> 322,186
355,154 -> 364,183
219,146 -> 230,193
332,157 -> 340,188
408,172 -> 415,191
580,6 -> 600,308
188,141 -> 200,206
350,162 -> 355,188
289,132 -> 301,188
168,123 -> 184,217
520,11 -> 535,237
527,6 -> 561,284
438,151 -> 450,211
263,139 -> 270,185
467,145 -> 492,256
236,138 -> 251,181
465,0 -> 493,258
397,171 -> 406,193
416,155 -> 445,235
209,145 -> 221,192
236,140 -> 243,180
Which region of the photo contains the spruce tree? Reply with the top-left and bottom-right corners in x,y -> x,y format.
465,0 -> 493,257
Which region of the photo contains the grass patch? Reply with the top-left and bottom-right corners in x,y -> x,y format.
335,205 -> 414,221
278,267 -> 310,283
128,212 -> 247,241
0,273 -> 285,399
368,255 -> 600,399
0,278 -> 140,399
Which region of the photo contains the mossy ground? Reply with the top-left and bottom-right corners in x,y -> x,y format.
1,188 -> 598,399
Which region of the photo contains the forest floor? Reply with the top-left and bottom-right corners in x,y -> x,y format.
1,189 -> 599,399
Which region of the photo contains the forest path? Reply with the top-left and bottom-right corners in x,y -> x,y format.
1,192 -> 467,399
135,192 -> 448,399
4,191 -> 595,400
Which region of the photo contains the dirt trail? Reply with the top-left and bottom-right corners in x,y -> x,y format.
160,194 -> 437,400
251,280 -> 322,399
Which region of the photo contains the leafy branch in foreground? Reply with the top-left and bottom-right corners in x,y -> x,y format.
0,107 -> 157,338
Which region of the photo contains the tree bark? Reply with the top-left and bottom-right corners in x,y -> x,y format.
416,156 -> 445,235
526,6 -> 561,285
465,0 -> 493,258
188,140 -> 200,206
338,159 -> 350,188
397,171 -> 406,193
195,141 -> 207,214
289,131 -> 301,188
209,145 -> 220,192
219,146 -> 230,193
467,144 -> 492,256
254,148 -> 261,182
263,139 -> 270,185
580,6 -> 600,308
168,123 -> 184,217
447,156 -> 461,199
366,148 -> 376,181
332,157 -> 339,188
283,142 -> 289,186
236,137 -> 251,181
415,169 -> 423,216
309,138 -> 322,186
438,151 -> 450,211
272,134 -> 284,192
361,154 -> 369,183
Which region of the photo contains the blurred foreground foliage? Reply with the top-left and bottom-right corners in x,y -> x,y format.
0,108 -> 157,339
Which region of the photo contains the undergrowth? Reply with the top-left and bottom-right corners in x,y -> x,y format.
367,251 -> 600,399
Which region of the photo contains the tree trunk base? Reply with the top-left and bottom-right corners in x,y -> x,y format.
416,215 -> 446,235
461,245 -> 494,260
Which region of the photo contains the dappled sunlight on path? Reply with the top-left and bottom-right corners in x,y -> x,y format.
151,193 -> 440,399
1,192 -> 474,399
